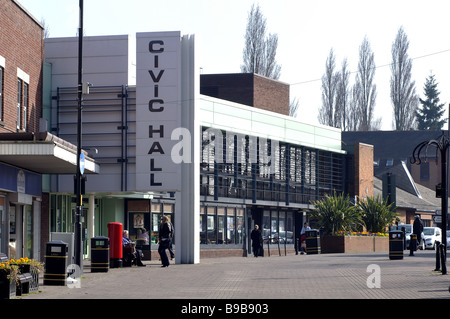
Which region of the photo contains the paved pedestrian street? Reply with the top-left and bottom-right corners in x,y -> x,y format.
16,250 -> 450,316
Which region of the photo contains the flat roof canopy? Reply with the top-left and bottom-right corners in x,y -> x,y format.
0,133 -> 99,175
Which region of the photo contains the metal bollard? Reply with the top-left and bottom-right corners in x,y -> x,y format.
440,244 -> 447,275
435,241 -> 441,271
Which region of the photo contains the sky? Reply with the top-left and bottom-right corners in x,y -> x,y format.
18,0 -> 450,131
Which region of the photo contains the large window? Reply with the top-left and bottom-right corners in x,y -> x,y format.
262,209 -> 294,244
200,205 -> 244,246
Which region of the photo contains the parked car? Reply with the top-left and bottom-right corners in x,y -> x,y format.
423,227 -> 441,250
390,224 -> 425,250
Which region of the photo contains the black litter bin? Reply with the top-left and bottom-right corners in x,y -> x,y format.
91,236 -> 110,273
389,231 -> 404,260
305,229 -> 321,254
44,240 -> 68,286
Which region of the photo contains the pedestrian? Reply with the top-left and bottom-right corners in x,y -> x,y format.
168,220 -> 175,260
158,215 -> 172,267
300,222 -> 310,255
413,215 -> 423,250
251,225 -> 263,257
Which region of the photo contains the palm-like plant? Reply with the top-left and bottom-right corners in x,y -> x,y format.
311,192 -> 364,235
357,195 -> 397,233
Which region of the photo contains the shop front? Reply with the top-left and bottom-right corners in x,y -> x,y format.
125,199 -> 175,260
0,163 -> 42,259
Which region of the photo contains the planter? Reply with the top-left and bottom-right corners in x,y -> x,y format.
0,271 -> 17,299
321,236 -> 389,254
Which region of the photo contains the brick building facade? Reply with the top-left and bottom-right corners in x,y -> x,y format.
0,0 -> 44,134
200,73 -> 290,116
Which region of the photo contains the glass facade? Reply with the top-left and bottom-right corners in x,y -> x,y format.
200,206 -> 244,246
200,127 -> 344,204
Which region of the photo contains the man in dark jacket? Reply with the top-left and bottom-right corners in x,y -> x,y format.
413,215 -> 424,250
251,225 -> 263,257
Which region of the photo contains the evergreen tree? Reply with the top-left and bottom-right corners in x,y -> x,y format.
416,74 -> 446,130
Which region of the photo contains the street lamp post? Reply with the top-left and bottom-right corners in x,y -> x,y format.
74,0 -> 84,270
411,132 -> 448,275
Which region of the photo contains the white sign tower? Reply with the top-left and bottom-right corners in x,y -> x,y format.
136,31 -> 199,264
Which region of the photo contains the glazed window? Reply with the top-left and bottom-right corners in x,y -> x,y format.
23,82 -> 28,131
17,79 -> 22,130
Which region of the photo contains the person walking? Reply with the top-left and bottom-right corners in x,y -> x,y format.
251,225 -> 263,257
168,220 -> 175,260
158,215 -> 172,267
413,215 -> 424,251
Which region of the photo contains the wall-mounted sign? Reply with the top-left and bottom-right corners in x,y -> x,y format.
17,170 -> 25,193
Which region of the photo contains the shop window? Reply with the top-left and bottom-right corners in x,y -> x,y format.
127,211 -> 150,245
226,209 -> 235,244
149,202 -> 174,244
262,210 -> 270,243
207,207 -> 216,244
236,208 -> 244,245
217,207 -> 225,244
200,206 -> 207,244
24,205 -> 33,258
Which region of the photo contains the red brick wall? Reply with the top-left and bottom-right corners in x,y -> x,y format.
0,0 -> 43,134
354,143 -> 374,200
200,73 -> 290,117
253,74 -> 290,116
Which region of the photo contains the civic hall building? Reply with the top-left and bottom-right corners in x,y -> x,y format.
42,32 -> 351,263
2,0 -> 359,264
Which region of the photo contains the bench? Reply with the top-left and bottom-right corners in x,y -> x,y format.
0,253 -> 8,263
16,273 -> 32,296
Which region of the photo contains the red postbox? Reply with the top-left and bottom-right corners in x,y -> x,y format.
107,222 -> 123,268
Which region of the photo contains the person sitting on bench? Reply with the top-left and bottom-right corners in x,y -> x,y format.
122,230 -> 145,267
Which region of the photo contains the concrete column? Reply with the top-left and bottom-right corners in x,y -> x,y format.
88,194 -> 95,240
174,34 -> 200,264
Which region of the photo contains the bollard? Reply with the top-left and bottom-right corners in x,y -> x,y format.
440,244 -> 447,275
409,234 -> 417,256
435,241 -> 441,271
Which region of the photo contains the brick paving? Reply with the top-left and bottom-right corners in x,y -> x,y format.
20,250 -> 450,301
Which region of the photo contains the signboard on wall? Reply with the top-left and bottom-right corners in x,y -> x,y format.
136,31 -> 182,192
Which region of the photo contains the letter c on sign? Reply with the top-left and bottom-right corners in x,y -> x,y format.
149,40 -> 164,53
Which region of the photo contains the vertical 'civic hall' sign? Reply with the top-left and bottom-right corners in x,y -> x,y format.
136,31 -> 182,191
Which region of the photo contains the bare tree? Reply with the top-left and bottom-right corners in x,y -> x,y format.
336,58 -> 350,131
390,27 -> 418,130
241,4 -> 281,80
352,37 -> 379,131
41,18 -> 50,39
290,97 -> 300,117
318,49 -> 338,127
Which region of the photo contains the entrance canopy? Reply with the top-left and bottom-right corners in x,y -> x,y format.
0,132 -> 99,174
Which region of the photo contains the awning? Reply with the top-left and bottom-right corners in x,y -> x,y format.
0,132 -> 99,175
